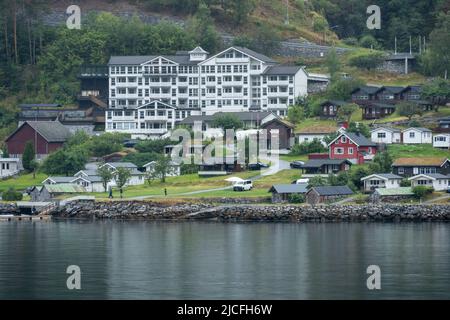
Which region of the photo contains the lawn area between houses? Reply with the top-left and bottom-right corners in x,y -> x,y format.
0,173 -> 47,193
387,144 -> 450,159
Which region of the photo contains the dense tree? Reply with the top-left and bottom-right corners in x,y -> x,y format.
422,79 -> 450,111
369,152 -> 393,173
326,77 -> 364,101
115,167 -> 132,198
337,103 -> 358,123
186,2 -> 221,53
325,47 -> 341,77
348,51 -> 384,70
146,155 -> 177,183
290,139 -> 327,156
22,141 -> 35,172
135,138 -> 172,154
287,105 -> 304,124
211,114 -> 243,130
41,148 -> 88,176
396,101 -> 423,120
97,164 -> 114,193
347,122 -> 370,138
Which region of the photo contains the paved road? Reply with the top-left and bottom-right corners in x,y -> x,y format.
423,194 -> 450,204
130,158 -> 291,200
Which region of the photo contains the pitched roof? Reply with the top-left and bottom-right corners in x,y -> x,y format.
262,65 -> 303,75
43,177 -> 75,184
72,175 -> 103,183
269,184 -> 309,194
409,173 -> 450,180
43,184 -> 86,193
106,162 -> 137,169
392,157 -> 448,167
381,86 -> 407,94
180,112 -> 273,124
374,187 -> 414,196
352,85 -> 382,95
232,46 -> 276,63
320,100 -> 348,107
402,127 -> 432,132
370,126 -> 401,133
6,121 -> 71,143
331,132 -> 377,147
361,173 -> 403,181
261,117 -> 295,129
302,159 -> 351,168
308,185 -> 354,196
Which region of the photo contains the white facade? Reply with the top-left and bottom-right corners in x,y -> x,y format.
143,161 -> 181,177
0,158 -> 20,178
370,127 -> 401,144
297,134 -> 329,146
361,174 -> 403,192
402,128 -> 433,144
408,174 -> 450,191
106,46 -> 308,138
99,163 -> 145,186
433,134 -> 450,149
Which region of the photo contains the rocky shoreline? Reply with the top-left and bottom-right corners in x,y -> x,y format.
47,201 -> 450,222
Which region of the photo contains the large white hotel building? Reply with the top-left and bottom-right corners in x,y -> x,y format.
106,46 -> 310,138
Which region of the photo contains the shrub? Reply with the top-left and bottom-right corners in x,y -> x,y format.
359,35 -> 380,49
412,186 -> 433,199
354,194 -> 368,204
290,139 -> 327,156
343,37 -> 358,46
289,194 -> 305,204
348,51 -> 384,70
2,188 -> 23,201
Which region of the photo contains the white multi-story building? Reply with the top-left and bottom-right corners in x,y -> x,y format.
106,46 -> 308,138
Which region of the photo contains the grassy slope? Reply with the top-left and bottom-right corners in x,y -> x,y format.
386,144 -> 450,159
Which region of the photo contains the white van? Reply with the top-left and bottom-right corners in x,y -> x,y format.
233,180 -> 253,191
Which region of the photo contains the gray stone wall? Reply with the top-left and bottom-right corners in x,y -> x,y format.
51,201 -> 450,222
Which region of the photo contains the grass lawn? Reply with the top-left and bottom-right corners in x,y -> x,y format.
0,173 -> 47,192
387,144 -> 450,159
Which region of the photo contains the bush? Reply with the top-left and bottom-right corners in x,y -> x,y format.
343,37 -> 358,46
2,188 -> 23,201
348,51 -> 384,70
354,194 -> 368,204
412,186 -> 433,199
289,194 -> 305,204
290,139 -> 327,156
358,35 -> 380,49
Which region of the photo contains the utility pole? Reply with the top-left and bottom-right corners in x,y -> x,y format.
394,36 -> 397,55
419,35 -> 422,54
285,0 -> 289,25
409,36 -> 412,55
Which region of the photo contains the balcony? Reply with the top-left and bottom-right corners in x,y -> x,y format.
78,65 -> 108,78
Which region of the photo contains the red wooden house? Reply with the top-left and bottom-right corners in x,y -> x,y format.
328,131 -> 377,164
5,121 -> 71,160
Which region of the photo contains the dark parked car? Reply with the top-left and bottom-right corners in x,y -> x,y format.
248,162 -> 269,170
290,160 -> 305,169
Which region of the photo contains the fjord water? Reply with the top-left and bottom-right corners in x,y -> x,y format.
0,221 -> 449,299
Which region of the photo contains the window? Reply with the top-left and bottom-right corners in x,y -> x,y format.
377,132 -> 386,138
398,167 -> 404,175
341,136 -> 347,143
348,148 -> 354,155
335,148 -> 344,155
409,132 -> 415,138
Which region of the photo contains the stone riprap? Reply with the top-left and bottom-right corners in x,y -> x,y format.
0,203 -> 19,215
51,201 -> 450,222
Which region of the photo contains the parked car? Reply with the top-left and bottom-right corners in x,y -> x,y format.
292,178 -> 310,185
233,180 -> 253,191
248,162 -> 269,170
290,161 -> 305,169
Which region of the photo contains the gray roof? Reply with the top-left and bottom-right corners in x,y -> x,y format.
77,169 -> 98,176
106,162 -> 137,169
412,173 -> 450,179
7,121 -> 71,143
404,127 -> 432,132
369,102 -> 397,109
108,54 -> 199,66
263,65 -> 302,75
19,104 -> 62,109
352,86 -> 382,95
344,132 -> 377,147
309,185 -> 354,196
44,177 -> 75,183
381,86 -> 407,94
269,184 -> 309,194
180,112 -> 273,124
362,173 -> 403,181
233,46 -> 276,63
371,126 -> 401,133
302,159 -> 351,168
73,175 -> 103,183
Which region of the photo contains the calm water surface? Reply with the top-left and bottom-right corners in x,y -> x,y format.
0,221 -> 449,299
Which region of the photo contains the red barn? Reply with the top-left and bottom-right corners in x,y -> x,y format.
5,121 -> 71,160
328,131 -> 377,164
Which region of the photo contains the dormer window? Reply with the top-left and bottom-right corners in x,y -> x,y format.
341,136 -> 347,143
